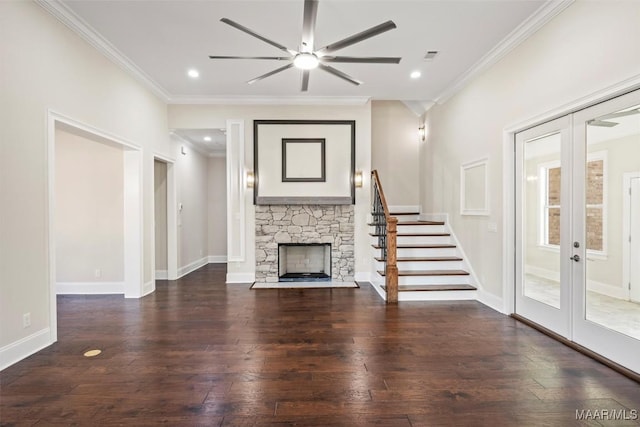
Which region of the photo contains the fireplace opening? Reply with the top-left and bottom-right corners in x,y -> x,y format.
278,243 -> 331,282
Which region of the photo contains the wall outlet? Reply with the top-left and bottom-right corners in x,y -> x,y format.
487,222 -> 498,233
23,312 -> 31,328
94,269 -> 102,278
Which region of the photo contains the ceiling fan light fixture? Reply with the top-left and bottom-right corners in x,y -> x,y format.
293,52 -> 319,70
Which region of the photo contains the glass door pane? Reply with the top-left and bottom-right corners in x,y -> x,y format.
515,116 -> 571,337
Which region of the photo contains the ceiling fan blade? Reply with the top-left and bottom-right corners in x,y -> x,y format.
597,108 -> 640,121
301,70 -> 310,92
301,0 -> 319,51
247,63 -> 294,85
318,63 -> 363,86
587,120 -> 618,127
316,20 -> 397,55
220,18 -> 295,54
320,56 -> 401,64
209,55 -> 291,61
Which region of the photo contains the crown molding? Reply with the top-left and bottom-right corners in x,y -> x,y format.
168,95 -> 371,106
36,0 -> 171,102
435,0 -> 575,105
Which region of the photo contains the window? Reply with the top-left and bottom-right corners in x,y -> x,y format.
539,151 -> 606,255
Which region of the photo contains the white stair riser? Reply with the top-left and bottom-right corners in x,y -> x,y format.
375,261 -> 463,271
369,235 -> 451,245
397,235 -> 451,245
397,275 -> 470,285
396,225 -> 445,233
397,290 -> 477,301
396,247 -> 458,257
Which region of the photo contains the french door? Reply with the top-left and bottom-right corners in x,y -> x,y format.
515,89 -> 640,373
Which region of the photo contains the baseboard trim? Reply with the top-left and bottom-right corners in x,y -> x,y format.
477,289 -> 505,314
0,328 -> 52,371
142,280 -> 155,297
367,281 -> 387,301
226,272 -> 256,284
56,282 -> 124,294
208,255 -> 227,263
155,270 -> 167,280
177,257 -> 209,279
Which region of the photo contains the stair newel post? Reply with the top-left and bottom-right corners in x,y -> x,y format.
386,217 -> 398,303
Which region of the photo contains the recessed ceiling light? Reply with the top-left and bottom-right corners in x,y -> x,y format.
204,136 -> 212,142
410,71 -> 421,79
187,69 -> 200,78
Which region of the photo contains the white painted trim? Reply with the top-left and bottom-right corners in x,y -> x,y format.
444,220 -> 483,290
155,270 -> 168,280
226,119 -> 246,262
123,149 -> 144,298
152,155 -> 177,282
354,271 -> 371,282
367,281 -> 387,301
460,157 -> 490,216
477,289 -> 505,314
398,290 -> 477,302
226,272 -> 256,284
36,0 -> 170,101
177,257 -> 209,279
388,205 -> 420,214
169,96 -> 371,106
208,255 -> 228,263
56,282 -> 125,294
142,280 -> 155,297
0,328 -> 51,371
436,0 -> 574,104
622,173 -> 640,301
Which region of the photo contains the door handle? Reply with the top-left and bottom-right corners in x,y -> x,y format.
570,254 -> 580,262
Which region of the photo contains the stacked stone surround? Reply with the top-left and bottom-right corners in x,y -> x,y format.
255,205 -> 355,283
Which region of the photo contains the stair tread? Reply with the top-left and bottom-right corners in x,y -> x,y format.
382,284 -> 477,292
375,256 -> 463,262
378,269 -> 470,276
369,233 -> 451,237
372,244 -> 456,249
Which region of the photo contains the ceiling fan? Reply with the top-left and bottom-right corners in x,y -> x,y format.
588,108 -> 640,127
209,0 -> 401,91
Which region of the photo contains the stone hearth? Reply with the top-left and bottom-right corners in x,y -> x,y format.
255,205 -> 354,283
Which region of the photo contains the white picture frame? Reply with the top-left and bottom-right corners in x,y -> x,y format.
460,157 -> 489,216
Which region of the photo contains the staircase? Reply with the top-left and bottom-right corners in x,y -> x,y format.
370,212 -> 477,301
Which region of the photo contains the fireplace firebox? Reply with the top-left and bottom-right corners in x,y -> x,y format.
278,243 -> 331,282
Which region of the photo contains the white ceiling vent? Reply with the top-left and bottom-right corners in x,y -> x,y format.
423,51 -> 439,61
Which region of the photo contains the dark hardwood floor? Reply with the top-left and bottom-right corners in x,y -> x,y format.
1,263 -> 639,426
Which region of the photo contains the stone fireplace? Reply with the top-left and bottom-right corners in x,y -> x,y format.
255,205 -> 354,283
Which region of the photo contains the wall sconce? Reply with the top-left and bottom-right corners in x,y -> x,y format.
246,171 -> 255,188
418,125 -> 426,141
354,171 -> 363,188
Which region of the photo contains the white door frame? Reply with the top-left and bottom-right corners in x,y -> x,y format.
152,154 -> 178,282
514,115 -> 572,337
47,110 -> 144,342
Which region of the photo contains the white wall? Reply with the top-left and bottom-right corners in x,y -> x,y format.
208,156 -> 227,260
0,2 -> 169,365
420,1 -> 640,300
174,141 -> 209,272
168,103 -> 372,282
55,127 -> 125,285
372,101 -> 420,207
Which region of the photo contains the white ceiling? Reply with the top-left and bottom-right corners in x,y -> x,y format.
55,0 -> 552,105
172,128 -> 227,155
